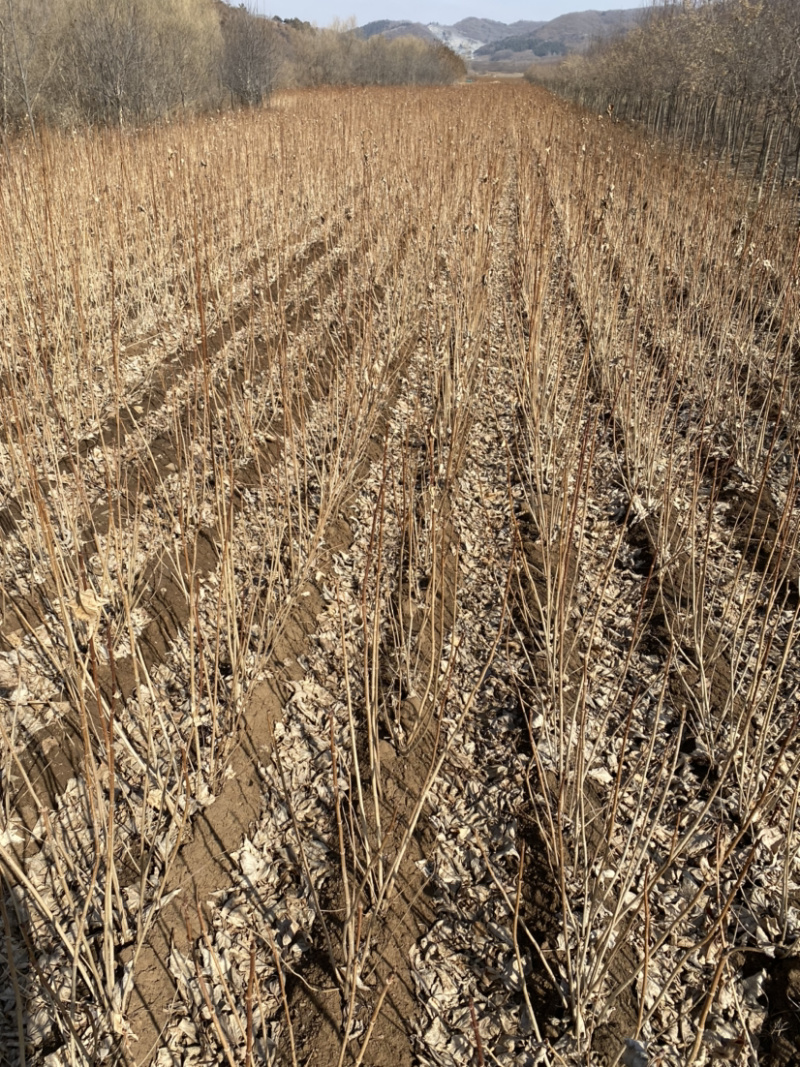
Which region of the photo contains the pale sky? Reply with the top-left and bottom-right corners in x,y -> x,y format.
254,0 -> 646,30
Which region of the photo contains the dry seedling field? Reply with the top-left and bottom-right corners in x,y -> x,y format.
1,83 -> 799,1067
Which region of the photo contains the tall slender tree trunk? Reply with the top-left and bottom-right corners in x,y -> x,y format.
4,1 -> 36,142
756,116 -> 776,201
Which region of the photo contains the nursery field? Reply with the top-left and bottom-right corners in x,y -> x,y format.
1,83 -> 799,1067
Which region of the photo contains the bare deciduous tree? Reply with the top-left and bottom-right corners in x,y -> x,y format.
0,0 -> 60,138
291,25 -> 466,89
0,0 -> 465,131
220,4 -> 283,107
56,0 -> 221,125
528,0 -> 800,185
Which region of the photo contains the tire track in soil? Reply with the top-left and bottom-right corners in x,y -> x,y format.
0,212 -> 385,853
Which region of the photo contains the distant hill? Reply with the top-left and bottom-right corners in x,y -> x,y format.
359,20 -> 438,43
359,9 -> 644,60
452,18 -> 545,43
475,37 -> 567,58
475,9 -> 643,57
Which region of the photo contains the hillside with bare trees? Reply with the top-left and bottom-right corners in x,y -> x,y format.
0,0 -> 464,134
528,0 -> 800,189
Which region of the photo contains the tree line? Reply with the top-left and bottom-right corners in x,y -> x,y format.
0,0 -> 466,134
527,0 -> 800,188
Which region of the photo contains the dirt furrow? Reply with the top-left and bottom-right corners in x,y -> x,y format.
0,216 -> 344,551
0,216 -> 336,477
1,184 -> 433,1064
139,131 -> 517,1067
0,209 -> 410,853
124,248 -> 450,1065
